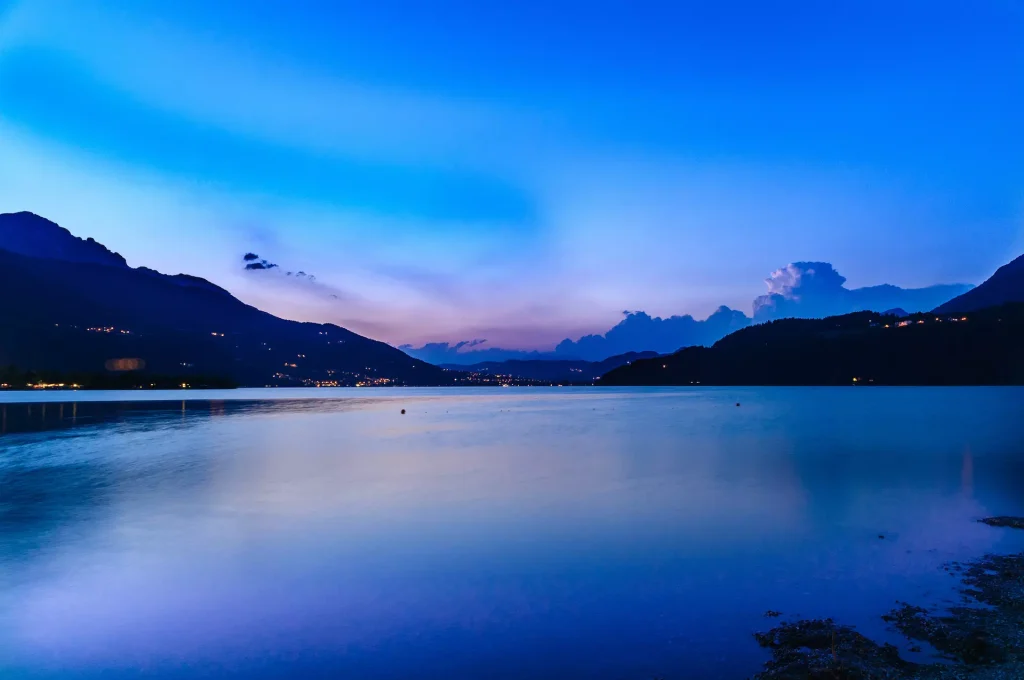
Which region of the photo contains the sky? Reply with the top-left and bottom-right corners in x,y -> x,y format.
1,0 -> 1021,349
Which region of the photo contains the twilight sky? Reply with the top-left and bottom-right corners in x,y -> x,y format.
1,0 -> 1021,349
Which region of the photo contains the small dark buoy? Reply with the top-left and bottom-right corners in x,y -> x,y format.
736,402 -> 741,407
878,534 -> 885,539
400,409 -> 406,415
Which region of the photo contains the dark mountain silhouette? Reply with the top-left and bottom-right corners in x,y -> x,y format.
601,304 -> 1024,386
934,254 -> 1024,314
443,351 -> 659,383
0,212 -> 456,386
753,262 -> 971,322
0,211 -> 129,267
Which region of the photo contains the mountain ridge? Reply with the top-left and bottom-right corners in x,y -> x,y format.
934,254 -> 1024,313
601,305 -> 1024,386
0,212 -> 454,386
0,211 -> 129,268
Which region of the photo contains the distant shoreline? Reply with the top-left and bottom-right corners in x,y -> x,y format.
4,383 -> 1024,396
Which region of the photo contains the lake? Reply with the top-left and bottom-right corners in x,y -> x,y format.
2,387 -> 1024,679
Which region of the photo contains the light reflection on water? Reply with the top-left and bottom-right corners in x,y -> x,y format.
1,387 -> 1024,679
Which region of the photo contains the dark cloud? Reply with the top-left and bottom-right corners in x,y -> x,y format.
281,270 -> 317,281
240,251 -> 356,306
241,252 -> 279,270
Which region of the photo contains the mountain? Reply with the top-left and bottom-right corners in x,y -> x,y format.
443,351 -> 659,383
0,212 -> 456,387
934,254 -> 1024,314
0,211 -> 129,267
601,304 -> 1024,386
401,342 -> 554,365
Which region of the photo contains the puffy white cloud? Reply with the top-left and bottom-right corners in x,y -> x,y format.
754,262 -> 971,322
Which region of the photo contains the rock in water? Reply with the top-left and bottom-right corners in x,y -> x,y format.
980,516 -> 1024,529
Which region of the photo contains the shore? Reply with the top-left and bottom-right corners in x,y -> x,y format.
752,518 -> 1024,679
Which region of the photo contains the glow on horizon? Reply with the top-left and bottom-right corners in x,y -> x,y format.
0,0 -> 1020,349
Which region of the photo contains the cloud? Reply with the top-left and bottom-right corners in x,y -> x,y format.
554,306 -> 751,361
242,254 -> 321,280
402,306 -> 753,364
763,262 -> 846,297
752,262 -> 972,322
402,260 -> 973,363
2,3 -> 1001,352
0,1 -> 546,174
239,251 -> 356,305
242,253 -> 279,270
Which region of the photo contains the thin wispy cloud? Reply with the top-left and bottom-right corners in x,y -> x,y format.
1,0 -> 547,173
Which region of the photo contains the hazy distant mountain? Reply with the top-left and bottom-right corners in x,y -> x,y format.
443,351 -> 659,383
934,254 -> 1024,314
400,341 -> 553,365
0,212 -> 455,386
752,262 -> 972,323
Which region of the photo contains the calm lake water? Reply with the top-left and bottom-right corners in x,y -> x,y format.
2,387 -> 1024,679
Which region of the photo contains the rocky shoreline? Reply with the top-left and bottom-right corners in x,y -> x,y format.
751,518 -> 1024,679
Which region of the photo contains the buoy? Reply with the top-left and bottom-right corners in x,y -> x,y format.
400,409 -> 406,415
736,402 -> 741,407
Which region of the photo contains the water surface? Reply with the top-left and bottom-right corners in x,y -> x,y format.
2,387 -> 1023,679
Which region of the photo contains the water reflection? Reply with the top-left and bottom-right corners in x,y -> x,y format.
0,388 -> 1023,679
0,396 -> 392,436
962,447 -> 974,498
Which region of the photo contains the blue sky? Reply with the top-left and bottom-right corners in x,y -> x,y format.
1,0 -> 1021,348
